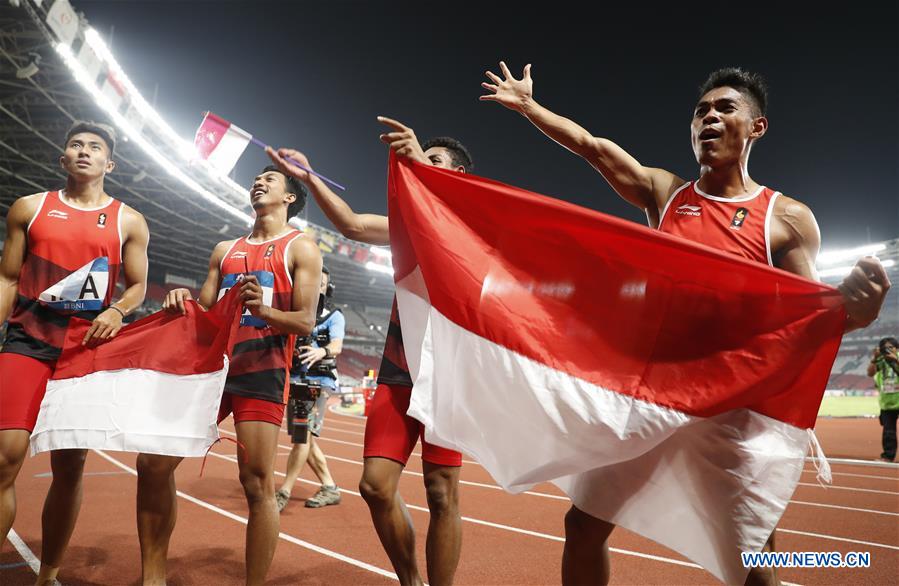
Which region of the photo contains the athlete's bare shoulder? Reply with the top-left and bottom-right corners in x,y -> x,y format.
8,193 -> 46,223
771,193 -> 818,244
212,238 -> 239,258
769,193 -> 820,277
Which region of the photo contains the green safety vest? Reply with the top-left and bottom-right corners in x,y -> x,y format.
874,357 -> 899,411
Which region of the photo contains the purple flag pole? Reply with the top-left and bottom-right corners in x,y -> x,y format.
250,137 -> 346,191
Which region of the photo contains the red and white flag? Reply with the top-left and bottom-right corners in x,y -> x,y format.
387,154 -> 845,583
30,287 -> 243,458
193,112 -> 253,174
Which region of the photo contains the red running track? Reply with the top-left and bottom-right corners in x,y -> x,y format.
2,410 -> 897,585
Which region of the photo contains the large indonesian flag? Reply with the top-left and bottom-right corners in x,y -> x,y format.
387,154 -> 845,583
31,287 -> 242,458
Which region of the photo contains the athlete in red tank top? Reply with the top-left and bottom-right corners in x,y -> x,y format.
0,121 -> 149,583
658,181 -> 780,265
484,63 -> 891,585
136,165 -> 321,585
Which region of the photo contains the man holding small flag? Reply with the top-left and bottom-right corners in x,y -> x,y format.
266,117 -> 474,586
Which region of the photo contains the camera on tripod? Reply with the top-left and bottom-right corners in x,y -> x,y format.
286,378 -> 322,444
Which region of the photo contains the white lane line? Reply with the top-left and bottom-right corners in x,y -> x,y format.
777,528 -> 899,551
787,500 -> 899,517
796,482 -> 898,496
802,468 -> 899,482
6,529 -> 41,574
230,430 -> 899,513
220,429 -> 564,501
217,434 -> 899,551
92,450 -> 399,582
817,457 -> 899,470
204,450 -> 706,573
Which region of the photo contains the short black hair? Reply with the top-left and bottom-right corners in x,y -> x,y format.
698,68 -> 768,117
421,136 -> 474,172
65,120 -> 117,157
880,337 -> 899,353
262,165 -> 307,218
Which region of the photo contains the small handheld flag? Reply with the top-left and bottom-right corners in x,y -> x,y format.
193,112 -> 346,191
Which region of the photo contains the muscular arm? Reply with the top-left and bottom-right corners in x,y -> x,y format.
771,195 -> 890,333
481,62 -> 684,225
266,147 -> 389,246
306,174 -> 389,246
770,197 -> 821,281
0,195 -> 40,325
244,236 -> 322,335
112,207 -> 149,314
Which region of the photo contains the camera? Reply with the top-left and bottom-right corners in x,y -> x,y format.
286,378 -> 322,444
294,333 -> 337,376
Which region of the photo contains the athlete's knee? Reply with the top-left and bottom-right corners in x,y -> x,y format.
423,469 -> 458,516
359,473 -> 393,508
136,453 -> 180,482
564,506 -> 613,546
238,464 -> 273,505
0,443 -> 28,485
49,449 -> 87,482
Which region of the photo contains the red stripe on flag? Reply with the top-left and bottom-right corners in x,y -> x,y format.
193,112 -> 233,161
387,154 -> 844,428
52,286 -> 242,379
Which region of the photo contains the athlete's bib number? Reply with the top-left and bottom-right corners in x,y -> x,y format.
38,257 -> 109,312
219,270 -> 274,328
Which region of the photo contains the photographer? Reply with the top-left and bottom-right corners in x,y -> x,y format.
276,267 -> 344,511
868,337 -> 899,462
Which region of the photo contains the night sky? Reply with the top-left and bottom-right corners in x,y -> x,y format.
78,1 -> 898,250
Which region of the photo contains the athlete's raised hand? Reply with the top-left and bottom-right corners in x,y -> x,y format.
839,256 -> 892,331
480,61 -> 534,113
82,307 -> 125,346
163,288 -> 193,315
377,116 -> 428,164
266,147 -> 312,184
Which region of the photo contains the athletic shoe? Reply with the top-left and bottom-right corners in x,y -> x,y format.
276,489 -> 291,512
305,485 -> 341,508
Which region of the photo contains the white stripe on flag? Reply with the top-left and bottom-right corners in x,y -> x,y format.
397,269 -> 809,585
207,123 -> 252,175
31,359 -> 229,458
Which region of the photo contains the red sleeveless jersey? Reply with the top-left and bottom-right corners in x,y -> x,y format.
2,190 -> 123,362
658,182 -> 781,265
218,230 -> 302,404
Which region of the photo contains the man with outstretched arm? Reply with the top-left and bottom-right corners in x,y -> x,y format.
482,62 -> 890,586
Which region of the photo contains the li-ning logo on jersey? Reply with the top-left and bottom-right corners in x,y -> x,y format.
97,213 -> 108,228
218,270 -> 274,328
47,209 -> 69,220
675,204 -> 702,217
38,257 -> 109,312
264,244 -> 275,259
730,207 -> 749,230
230,251 -> 248,260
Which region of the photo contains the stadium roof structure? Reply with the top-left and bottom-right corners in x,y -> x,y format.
0,0 -> 395,309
